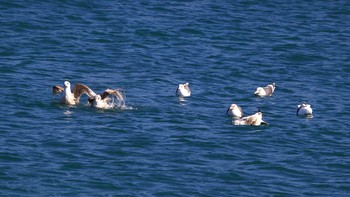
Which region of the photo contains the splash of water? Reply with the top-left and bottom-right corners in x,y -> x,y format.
105,89 -> 133,110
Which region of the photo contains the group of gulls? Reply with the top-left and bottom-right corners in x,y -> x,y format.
53,81 -> 313,126
52,81 -> 125,109
176,82 -> 313,126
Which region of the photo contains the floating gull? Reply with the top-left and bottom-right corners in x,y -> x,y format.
297,101 -> 313,117
233,110 -> 268,126
176,82 -> 191,97
88,89 -> 125,109
227,104 -> 243,118
53,81 -> 96,105
254,82 -> 276,97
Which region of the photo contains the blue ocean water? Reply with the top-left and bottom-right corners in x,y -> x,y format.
1,0 -> 350,196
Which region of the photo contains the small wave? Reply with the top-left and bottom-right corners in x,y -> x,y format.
63,110 -> 73,115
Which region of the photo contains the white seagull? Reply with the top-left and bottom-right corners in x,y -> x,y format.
227,104 -> 243,118
176,82 -> 191,97
52,81 -> 96,105
297,101 -> 313,117
254,83 -> 276,97
234,110 -> 268,126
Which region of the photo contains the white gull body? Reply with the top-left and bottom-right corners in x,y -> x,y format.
254,83 -> 276,97
53,81 -> 96,105
227,104 -> 243,118
297,102 -> 313,117
176,82 -> 191,97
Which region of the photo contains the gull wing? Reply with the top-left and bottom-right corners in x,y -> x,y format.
184,83 -> 191,94
52,85 -> 64,96
263,86 -> 273,96
238,106 -> 244,116
261,120 -> 269,126
245,114 -> 257,125
101,89 -> 125,102
264,83 -> 275,96
73,83 -> 96,103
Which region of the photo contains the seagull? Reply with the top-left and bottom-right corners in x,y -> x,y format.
297,101 -> 313,117
254,83 -> 276,97
52,81 -> 96,105
88,89 -> 125,109
176,82 -> 191,97
227,104 -> 243,118
233,110 -> 268,126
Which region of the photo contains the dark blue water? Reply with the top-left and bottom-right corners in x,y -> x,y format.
1,1 -> 350,196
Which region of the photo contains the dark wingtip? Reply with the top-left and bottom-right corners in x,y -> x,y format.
226,107 -> 231,116
88,97 -> 94,105
261,121 -> 269,126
